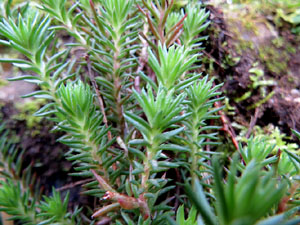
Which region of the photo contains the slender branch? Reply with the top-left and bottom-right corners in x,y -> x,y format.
167,13 -> 187,36
151,2 -> 161,19
92,203 -> 120,219
277,183 -> 300,213
137,4 -> 147,16
161,0 -> 174,30
56,178 -> 93,191
91,169 -> 116,192
141,0 -> 160,21
214,101 -> 239,150
139,32 -> 158,53
95,217 -> 111,225
85,54 -> 112,141
166,23 -> 184,47
146,13 -> 160,41
214,101 -> 246,165
245,107 -> 260,139
91,170 -> 150,219
135,23 -> 149,92
141,155 -> 151,189
158,7 -> 165,45
203,50 -> 222,67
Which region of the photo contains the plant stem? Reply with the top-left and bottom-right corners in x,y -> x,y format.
141,154 -> 151,189
141,139 -> 157,191
112,31 -> 126,138
92,203 -> 120,219
86,54 -> 112,141
191,117 -> 199,187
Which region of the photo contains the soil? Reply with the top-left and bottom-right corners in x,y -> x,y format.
0,41 -> 97,209
0,68 -> 91,211
204,3 -> 300,141
0,102 -> 92,210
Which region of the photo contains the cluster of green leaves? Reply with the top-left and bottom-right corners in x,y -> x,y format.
234,123 -> 300,175
176,133 -> 300,225
0,0 -> 32,20
0,0 -> 299,225
183,157 -> 300,225
166,2 -> 209,51
0,124 -> 80,225
56,82 -> 115,182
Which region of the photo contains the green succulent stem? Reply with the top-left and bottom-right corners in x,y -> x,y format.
141,154 -> 151,190
66,24 -> 87,46
113,67 -> 125,137
18,208 -> 39,224
142,139 -> 157,191
191,117 -> 200,187
33,61 -> 61,106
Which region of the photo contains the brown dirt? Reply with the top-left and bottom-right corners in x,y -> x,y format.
205,4 -> 300,139
0,102 -> 91,209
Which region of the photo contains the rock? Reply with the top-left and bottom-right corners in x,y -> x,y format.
291,89 -> 300,97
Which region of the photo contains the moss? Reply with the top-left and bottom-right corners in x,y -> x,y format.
13,99 -> 46,131
286,44 -> 297,54
272,37 -> 284,48
229,27 -> 292,76
223,54 -> 241,67
227,21 -> 256,55
223,2 -> 297,77
0,78 -> 8,87
287,75 -> 295,83
258,44 -> 289,75
241,40 -> 255,51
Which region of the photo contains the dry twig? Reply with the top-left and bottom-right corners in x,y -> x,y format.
135,23 -> 149,92
56,178 -> 94,192
245,107 -> 260,139
214,101 -> 245,164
